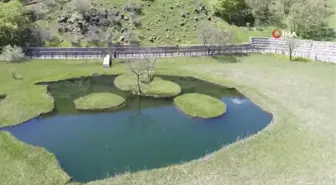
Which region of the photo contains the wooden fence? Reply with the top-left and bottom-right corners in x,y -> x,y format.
24,38 -> 336,63
25,44 -> 255,59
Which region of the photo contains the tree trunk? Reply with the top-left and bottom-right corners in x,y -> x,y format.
289,47 -> 293,61
136,75 -> 142,94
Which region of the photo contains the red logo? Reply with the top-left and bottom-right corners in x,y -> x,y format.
272,29 -> 281,39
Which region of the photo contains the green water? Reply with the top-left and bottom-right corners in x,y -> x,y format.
1,75 -> 272,182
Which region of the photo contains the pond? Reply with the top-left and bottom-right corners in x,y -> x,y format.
0,75 -> 272,183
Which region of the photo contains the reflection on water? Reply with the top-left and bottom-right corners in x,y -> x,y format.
0,75 -> 272,182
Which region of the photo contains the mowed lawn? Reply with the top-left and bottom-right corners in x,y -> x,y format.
0,55 -> 335,185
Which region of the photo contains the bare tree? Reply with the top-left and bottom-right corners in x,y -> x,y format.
123,30 -> 140,45
30,26 -> 54,45
198,22 -> 232,55
284,37 -> 299,61
141,50 -> 157,83
125,49 -> 158,95
104,27 -> 115,47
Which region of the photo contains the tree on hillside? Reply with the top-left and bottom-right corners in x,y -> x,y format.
70,0 -> 92,14
0,0 -> 32,49
288,0 -> 332,40
198,22 -> 232,55
213,0 -> 254,26
245,0 -> 285,27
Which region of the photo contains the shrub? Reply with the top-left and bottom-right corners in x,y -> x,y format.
292,57 -> 311,62
0,45 -> 25,62
29,3 -> 50,20
47,36 -> 62,47
69,0 -> 92,13
130,12 -> 141,27
214,0 -> 254,26
123,31 -> 140,45
124,2 -> 142,14
30,27 -> 54,45
111,16 -> 121,26
11,68 -> 23,80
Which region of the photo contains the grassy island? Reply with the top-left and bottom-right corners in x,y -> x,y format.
74,93 -> 125,110
174,93 -> 227,118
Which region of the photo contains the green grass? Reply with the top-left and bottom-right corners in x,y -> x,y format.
32,0 -> 272,46
0,132 -> 70,185
328,0 -> 336,37
73,93 -> 125,110
114,75 -> 182,98
174,93 -> 226,118
113,74 -> 138,91
0,55 -> 335,185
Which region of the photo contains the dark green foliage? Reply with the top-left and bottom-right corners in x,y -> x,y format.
214,0 -> 254,26
288,0 -> 335,41
47,36 -> 63,47
292,57 -> 311,62
0,0 -> 34,48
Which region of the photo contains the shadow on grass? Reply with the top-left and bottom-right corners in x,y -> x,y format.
0,94 -> 6,100
211,54 -> 249,63
0,94 -> 6,104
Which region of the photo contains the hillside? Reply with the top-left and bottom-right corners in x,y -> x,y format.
27,0 -> 273,47
1,0 -> 335,49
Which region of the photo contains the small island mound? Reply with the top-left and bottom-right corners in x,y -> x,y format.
174,93 -> 227,118
114,75 -> 181,98
74,93 -> 125,110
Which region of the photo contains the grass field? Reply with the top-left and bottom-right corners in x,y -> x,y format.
0,55 -> 335,185
32,0 -> 273,46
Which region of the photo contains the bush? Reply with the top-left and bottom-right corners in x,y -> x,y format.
0,45 -> 25,62
124,2 -> 142,14
123,31 -> 140,45
69,0 -> 92,13
292,57 -> 311,62
29,3 -> 50,20
130,12 -> 141,27
214,0 -> 254,26
30,27 -> 54,45
46,36 -> 62,47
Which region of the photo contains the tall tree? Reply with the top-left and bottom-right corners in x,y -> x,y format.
198,22 -> 232,55
245,0 -> 285,26
214,0 -> 254,26
0,0 -> 31,48
288,0 -> 331,40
